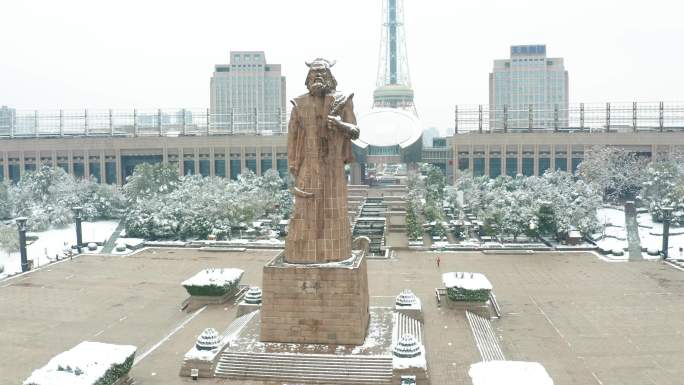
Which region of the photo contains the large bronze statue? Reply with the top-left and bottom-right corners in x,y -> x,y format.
285,58 -> 360,264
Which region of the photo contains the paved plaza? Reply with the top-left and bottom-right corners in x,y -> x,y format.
2,248 -> 684,385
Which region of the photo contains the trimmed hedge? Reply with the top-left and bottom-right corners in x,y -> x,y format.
93,353 -> 134,385
446,286 -> 490,302
183,282 -> 238,297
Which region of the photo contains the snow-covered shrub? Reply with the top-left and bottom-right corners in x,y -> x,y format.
181,268 -> 244,297
23,341 -> 136,385
443,272 -> 492,302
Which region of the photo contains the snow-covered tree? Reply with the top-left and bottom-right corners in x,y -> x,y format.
9,164 -> 123,231
0,225 -> 19,260
578,146 -> 647,202
640,160 -> 684,224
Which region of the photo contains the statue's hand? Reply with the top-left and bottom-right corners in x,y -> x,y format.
327,115 -> 359,139
327,115 -> 343,131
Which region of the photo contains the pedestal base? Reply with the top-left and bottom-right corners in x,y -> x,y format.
260,251 -> 370,345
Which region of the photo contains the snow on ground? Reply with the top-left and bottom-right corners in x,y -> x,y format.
181,268 -> 244,288
597,207 -> 625,228
637,212 -> 684,258
442,272 -> 492,290
0,220 -> 119,276
469,360 -> 554,385
23,341 -> 136,385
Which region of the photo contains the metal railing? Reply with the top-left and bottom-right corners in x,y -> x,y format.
0,108 -> 288,138
453,102 -> 684,134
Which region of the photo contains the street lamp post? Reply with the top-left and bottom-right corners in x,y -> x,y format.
16,217 -> 29,272
661,207 -> 673,260
73,206 -> 83,254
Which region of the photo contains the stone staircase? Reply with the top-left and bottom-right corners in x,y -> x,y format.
214,352 -> 393,384
393,312 -> 422,344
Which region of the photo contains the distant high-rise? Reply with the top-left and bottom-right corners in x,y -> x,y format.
489,45 -> 568,129
210,51 -> 286,132
373,0 -> 416,115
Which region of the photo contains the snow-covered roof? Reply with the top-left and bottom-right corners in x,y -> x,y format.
23,341 -> 136,385
182,268 -> 244,287
354,108 -> 422,148
442,272 -> 493,291
468,360 -> 554,385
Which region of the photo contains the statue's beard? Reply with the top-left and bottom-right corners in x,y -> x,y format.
307,78 -> 333,97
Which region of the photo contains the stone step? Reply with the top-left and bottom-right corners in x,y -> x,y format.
215,351 -> 393,384
393,312 -> 422,344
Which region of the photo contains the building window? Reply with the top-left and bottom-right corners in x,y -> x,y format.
538,158 -> 550,174
183,160 -> 195,175
105,162 -> 116,184
506,158 -> 517,177
73,163 -> 84,178
458,158 -> 469,171
522,158 -> 534,176
215,159 -> 226,177
554,158 -> 567,172
489,158 -> 501,178
230,159 -> 241,180
90,162 -> 101,183
473,158 -> 485,177
199,159 -> 210,177
246,159 -> 257,174
572,158 -> 582,174
276,159 -> 288,178
261,159 -> 272,175
8,164 -> 20,183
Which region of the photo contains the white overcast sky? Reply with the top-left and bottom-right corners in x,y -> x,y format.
1,0 -> 683,131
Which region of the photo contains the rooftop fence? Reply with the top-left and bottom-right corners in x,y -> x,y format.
454,102 -> 684,134
0,108 -> 287,138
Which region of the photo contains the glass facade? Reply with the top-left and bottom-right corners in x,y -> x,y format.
506,158 -> 517,177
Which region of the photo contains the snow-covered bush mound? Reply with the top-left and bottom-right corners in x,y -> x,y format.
469,360 -> 554,385
182,268 -> 244,297
23,341 -> 136,385
443,272 -> 492,302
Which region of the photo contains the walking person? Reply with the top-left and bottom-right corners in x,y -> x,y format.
436,255 -> 441,268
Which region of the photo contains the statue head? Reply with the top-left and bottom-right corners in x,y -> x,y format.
305,58 -> 338,96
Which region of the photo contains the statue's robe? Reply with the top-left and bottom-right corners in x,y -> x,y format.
285,92 -> 357,263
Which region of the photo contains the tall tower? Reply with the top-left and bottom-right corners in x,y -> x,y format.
373,0 -> 416,115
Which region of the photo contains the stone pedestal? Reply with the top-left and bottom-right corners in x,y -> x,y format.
260,251 -> 370,345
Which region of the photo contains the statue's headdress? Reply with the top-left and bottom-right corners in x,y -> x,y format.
305,58 -> 336,69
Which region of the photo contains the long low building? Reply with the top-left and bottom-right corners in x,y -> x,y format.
449,131 -> 684,178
